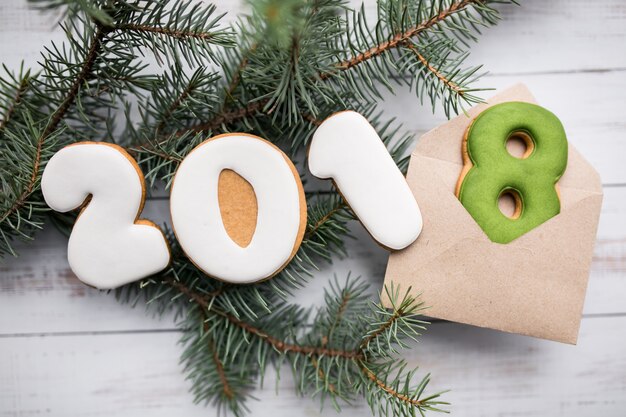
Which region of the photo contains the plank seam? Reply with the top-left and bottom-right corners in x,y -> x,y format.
3,313 -> 624,338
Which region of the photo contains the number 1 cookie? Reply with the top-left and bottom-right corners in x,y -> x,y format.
455,101 -> 568,244
308,111 -> 422,250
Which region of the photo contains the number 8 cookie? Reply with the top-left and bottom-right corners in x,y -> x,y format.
455,101 -> 568,244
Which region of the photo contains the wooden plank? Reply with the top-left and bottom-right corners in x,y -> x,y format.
410,316 -> 626,417
587,186 -> 626,316
0,315 -> 624,416
462,0 -> 626,74
0,1 -> 65,67
2,0 -> 626,75
1,183 -> 624,335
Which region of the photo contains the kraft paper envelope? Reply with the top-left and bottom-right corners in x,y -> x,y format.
383,84 -> 603,344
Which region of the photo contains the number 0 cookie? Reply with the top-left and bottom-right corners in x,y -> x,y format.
170,133 -> 307,284
455,101 -> 568,244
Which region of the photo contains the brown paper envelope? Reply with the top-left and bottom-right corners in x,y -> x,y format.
383,84 -> 603,344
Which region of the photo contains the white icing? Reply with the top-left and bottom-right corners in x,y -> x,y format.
41,143 -> 170,289
308,111 -> 422,250
170,134 -> 304,284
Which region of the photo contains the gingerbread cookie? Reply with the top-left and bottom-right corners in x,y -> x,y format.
170,133 -> 306,284
308,111 -> 422,250
41,142 -> 171,289
455,101 -> 568,244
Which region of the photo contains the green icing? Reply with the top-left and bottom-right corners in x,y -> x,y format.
458,101 -> 568,244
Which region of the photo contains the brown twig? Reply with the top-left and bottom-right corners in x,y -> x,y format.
319,0 -> 479,80
304,200 -> 348,241
302,112 -> 321,126
171,278 -> 430,407
168,279 -> 363,360
360,363 -> 426,407
311,357 -> 336,393
201,309 -> 235,399
155,83 -> 197,134
326,291 -> 351,345
359,310 -> 403,351
186,99 -> 268,134
126,52 -> 266,156
309,289 -> 352,393
0,24 -> 109,224
0,75 -> 31,134
117,24 -> 219,40
163,275 -> 225,299
124,1 -> 480,157
224,42 -> 258,101
404,41 -> 465,95
227,314 -> 362,357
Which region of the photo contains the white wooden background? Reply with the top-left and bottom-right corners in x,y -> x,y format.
1,0 -> 626,416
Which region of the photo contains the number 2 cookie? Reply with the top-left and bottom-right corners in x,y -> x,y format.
41,143 -> 171,289
455,101 -> 568,244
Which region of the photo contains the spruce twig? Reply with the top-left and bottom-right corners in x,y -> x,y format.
321,0 -> 480,78
0,23 -> 108,225
0,67 -> 31,134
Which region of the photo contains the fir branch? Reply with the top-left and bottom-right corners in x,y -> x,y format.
304,198 -> 348,241
182,304 -> 255,417
224,42 -> 258,101
404,41 -> 465,97
326,287 -> 351,343
150,66 -> 220,135
0,67 -> 31,134
223,310 -> 362,359
321,0 -> 480,79
112,0 -> 234,66
42,24 -> 109,140
160,0 -> 506,140
27,0 -> 115,26
0,23 -> 108,225
360,363 -> 428,407
117,23 -> 223,40
189,99 -> 267,133
362,285 -> 429,358
202,310 -> 235,400
4,1 -> 515,415
170,278 -> 364,360
166,274 -> 444,416
311,356 -> 337,394
155,84 -> 194,133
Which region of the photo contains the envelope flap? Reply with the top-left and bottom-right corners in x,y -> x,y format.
560,147 -> 603,194
414,83 -> 537,164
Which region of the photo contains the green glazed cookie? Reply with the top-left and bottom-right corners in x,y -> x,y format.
455,101 -> 568,244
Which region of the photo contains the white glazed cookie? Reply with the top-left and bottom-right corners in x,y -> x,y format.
308,111 -> 422,250
41,142 -> 171,289
170,133 -> 306,284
